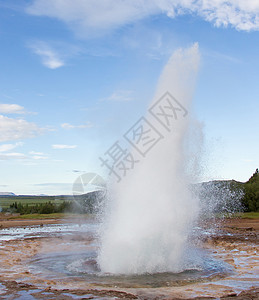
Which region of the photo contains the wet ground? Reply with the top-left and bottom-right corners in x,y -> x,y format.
0,218 -> 258,299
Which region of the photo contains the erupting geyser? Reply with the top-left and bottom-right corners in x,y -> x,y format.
98,44 -> 201,274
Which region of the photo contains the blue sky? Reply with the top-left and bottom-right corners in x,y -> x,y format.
0,0 -> 259,195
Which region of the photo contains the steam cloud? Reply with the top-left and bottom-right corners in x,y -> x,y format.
98,44 -> 201,274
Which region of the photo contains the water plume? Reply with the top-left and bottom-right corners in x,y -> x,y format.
98,43 -> 201,274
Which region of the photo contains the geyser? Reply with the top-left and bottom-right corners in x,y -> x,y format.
98,44 -> 201,274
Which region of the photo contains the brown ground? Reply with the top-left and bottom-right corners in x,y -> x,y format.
0,218 -> 63,228
222,217 -> 259,231
0,216 -> 258,299
0,213 -> 91,229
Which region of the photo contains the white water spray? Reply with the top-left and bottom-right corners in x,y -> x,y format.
98,44 -> 201,274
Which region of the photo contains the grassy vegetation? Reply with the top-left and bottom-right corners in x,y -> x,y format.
8,200 -> 74,215
0,196 -> 72,209
241,212 -> 259,219
232,212 -> 259,219
0,191 -> 103,215
242,169 -> 259,212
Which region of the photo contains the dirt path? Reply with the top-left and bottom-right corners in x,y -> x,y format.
0,214 -> 94,228
222,217 -> 259,230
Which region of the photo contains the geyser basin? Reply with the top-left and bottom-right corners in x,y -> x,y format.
1,220 -> 258,299
29,246 -> 233,288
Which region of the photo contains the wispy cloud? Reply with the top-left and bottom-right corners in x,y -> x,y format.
29,151 -> 46,155
28,40 -> 81,69
27,0 -> 259,37
0,142 -> 23,152
61,122 -> 93,129
0,104 -> 25,114
27,0 -> 156,38
0,147 -> 49,161
52,144 -> 77,149
31,155 -> 48,160
29,151 -> 45,155
101,90 -> 134,102
0,115 -> 43,143
29,41 -> 65,69
0,142 -> 51,161
29,151 -> 48,160
0,152 -> 27,160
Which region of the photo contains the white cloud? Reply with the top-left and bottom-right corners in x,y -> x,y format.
0,147 -> 49,161
27,0 -> 259,35
0,142 -> 23,153
0,104 -> 25,114
61,122 -> 93,129
29,41 -> 65,69
52,144 -> 77,149
29,151 -> 48,160
27,0 -> 157,37
29,151 -> 45,155
101,90 -> 134,102
0,115 -> 42,142
31,155 -> 48,160
0,152 -> 27,160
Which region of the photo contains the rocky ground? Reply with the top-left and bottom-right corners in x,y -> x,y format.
0,217 -> 258,299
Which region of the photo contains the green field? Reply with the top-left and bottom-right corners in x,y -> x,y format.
0,192 -> 101,215
239,212 -> 259,219
0,196 -> 73,209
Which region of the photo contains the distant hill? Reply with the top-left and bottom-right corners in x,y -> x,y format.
197,170 -> 259,213
198,179 -> 244,188
196,179 -> 244,215
0,192 -> 16,196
